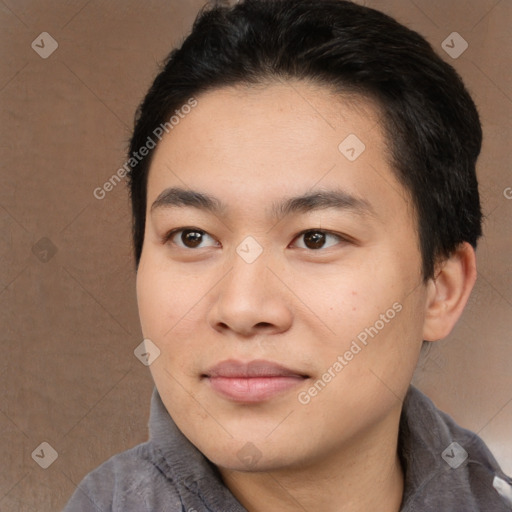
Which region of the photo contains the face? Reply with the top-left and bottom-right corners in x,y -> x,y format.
136,81 -> 428,472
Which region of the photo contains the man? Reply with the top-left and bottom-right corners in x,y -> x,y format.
64,0 -> 512,510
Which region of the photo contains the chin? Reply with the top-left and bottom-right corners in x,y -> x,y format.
199,435 -> 305,474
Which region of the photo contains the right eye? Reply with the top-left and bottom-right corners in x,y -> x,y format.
164,228 -> 220,249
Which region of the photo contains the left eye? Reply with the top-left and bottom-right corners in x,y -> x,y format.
292,230 -> 343,250
167,229 -> 219,249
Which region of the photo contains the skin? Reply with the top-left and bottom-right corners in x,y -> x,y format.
136,80 -> 476,512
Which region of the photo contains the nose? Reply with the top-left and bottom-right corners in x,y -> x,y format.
207,252 -> 293,338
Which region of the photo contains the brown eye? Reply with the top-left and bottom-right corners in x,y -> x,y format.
181,229 -> 204,248
303,231 -> 327,249
165,228 -> 219,249
294,230 -> 343,250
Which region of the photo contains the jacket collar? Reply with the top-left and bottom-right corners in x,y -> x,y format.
148,385 -> 512,511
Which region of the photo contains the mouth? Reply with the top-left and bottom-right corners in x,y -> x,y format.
202,359 -> 309,403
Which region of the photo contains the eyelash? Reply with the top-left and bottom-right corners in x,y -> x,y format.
161,227 -> 350,250
161,227 -> 219,248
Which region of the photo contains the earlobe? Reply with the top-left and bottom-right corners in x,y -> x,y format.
422,242 -> 477,342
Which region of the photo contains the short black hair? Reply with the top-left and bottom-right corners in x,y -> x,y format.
127,0 -> 482,280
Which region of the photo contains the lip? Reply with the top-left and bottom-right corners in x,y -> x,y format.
203,359 -> 308,403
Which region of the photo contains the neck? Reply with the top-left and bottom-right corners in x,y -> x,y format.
219,409 -> 404,512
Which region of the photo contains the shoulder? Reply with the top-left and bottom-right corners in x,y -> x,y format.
400,386 -> 512,511
62,441 -> 183,512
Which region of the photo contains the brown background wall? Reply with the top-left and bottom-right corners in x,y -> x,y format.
0,1 -> 510,510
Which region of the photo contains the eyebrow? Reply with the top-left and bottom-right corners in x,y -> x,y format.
150,186 -> 375,219
151,187 -> 224,214
271,189 -> 375,219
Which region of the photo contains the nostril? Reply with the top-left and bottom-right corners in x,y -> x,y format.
255,322 -> 273,329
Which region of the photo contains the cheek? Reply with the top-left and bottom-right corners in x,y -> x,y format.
136,257 -> 190,339
136,254 -> 217,358
137,265 -> 169,339
298,259 -> 418,384
298,262 -> 397,340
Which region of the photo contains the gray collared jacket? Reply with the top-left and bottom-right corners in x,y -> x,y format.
63,386 -> 512,511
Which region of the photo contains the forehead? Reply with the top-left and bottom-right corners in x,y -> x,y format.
146,80 -> 410,219
167,81 -> 386,156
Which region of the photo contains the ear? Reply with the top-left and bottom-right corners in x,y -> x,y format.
422,242 -> 477,342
